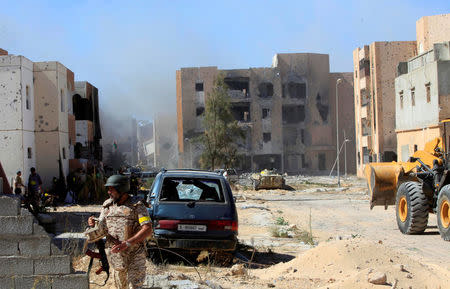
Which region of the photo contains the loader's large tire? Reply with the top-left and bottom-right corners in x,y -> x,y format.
395,182 -> 429,234
437,185 -> 450,241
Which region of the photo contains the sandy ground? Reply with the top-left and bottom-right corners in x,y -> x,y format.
69,176 -> 450,288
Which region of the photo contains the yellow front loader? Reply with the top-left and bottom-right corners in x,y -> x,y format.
365,137 -> 450,241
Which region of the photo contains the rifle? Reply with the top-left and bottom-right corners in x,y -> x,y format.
84,215 -> 120,286
86,239 -> 110,286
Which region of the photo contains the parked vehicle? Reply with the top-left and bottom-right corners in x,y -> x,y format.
146,169 -> 238,262
251,169 -> 285,190
215,168 -> 239,183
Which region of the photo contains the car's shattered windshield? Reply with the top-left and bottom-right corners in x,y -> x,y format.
159,177 -> 225,202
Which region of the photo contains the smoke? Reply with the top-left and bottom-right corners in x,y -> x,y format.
0,0 -> 447,123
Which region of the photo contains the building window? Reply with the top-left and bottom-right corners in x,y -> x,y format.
301,154 -> 305,168
263,133 -> 271,143
258,82 -> 274,98
411,87 -> 415,106
288,82 -> 306,99
300,129 -> 305,144
62,147 -> 66,159
262,108 -> 270,119
414,144 -> 418,152
318,153 -> 326,170
26,85 -> 31,110
399,91 -> 404,109
60,89 -> 65,112
27,147 -> 32,159
195,82 -> 204,92
196,106 -> 205,116
426,83 -> 431,103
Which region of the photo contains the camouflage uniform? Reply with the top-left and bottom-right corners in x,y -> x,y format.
98,196 -> 151,289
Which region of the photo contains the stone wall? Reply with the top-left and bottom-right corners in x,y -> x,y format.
0,195 -> 88,289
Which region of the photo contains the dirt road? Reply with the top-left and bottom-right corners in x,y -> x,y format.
71,176 -> 450,288
237,181 -> 450,267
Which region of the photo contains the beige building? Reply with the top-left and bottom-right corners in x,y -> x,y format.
353,42 -> 417,176
416,14 -> 450,54
177,53 -> 356,174
354,13 -> 450,176
395,42 -> 450,160
71,81 -> 103,170
33,62 -> 74,188
154,114 -> 178,169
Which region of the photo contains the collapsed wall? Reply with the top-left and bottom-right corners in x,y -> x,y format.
0,195 -> 88,289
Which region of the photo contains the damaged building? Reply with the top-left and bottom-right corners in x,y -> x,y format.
71,81 -> 103,170
353,13 -> 450,177
0,49 -> 102,189
0,52 -> 36,185
353,41 -> 417,177
176,53 -> 356,174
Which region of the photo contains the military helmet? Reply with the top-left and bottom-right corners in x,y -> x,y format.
105,174 -> 130,193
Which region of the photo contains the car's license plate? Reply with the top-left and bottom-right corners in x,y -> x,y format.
177,224 -> 207,232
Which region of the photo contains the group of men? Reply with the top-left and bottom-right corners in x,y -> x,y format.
14,167 -> 43,213
13,167 -> 151,288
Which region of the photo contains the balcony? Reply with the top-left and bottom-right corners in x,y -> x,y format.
359,77 -> 367,90
195,91 -> 205,106
360,105 -> 368,119
360,88 -> 370,106
361,135 -> 372,147
228,90 -> 249,99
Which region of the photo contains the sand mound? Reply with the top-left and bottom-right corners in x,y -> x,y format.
253,238 -> 449,288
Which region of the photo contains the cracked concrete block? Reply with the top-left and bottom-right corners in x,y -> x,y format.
0,239 -> 19,256
0,215 -> 33,235
33,222 -> 49,236
20,208 -> 33,216
34,256 -> 71,275
0,195 -> 20,216
0,256 -> 34,276
0,277 -> 14,289
14,275 -> 52,289
51,273 -> 88,289
19,237 -> 50,256
50,242 -> 64,255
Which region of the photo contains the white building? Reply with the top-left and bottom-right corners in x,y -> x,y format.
395,42 -> 450,161
0,52 -> 36,185
33,61 -> 72,188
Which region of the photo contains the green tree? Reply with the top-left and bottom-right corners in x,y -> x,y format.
198,74 -> 244,170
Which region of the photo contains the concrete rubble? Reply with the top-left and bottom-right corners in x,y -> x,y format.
0,194 -> 88,289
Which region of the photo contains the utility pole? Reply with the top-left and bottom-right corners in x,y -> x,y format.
344,130 -> 347,178
336,78 -> 342,187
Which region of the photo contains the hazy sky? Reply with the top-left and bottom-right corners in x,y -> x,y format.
1,0 -> 448,121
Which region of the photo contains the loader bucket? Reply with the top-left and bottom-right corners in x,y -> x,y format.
364,163 -> 403,209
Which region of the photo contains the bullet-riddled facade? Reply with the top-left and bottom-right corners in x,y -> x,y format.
33,61 -> 73,188
0,48 -> 103,189
177,53 -> 356,174
353,42 -> 417,176
0,53 -> 36,184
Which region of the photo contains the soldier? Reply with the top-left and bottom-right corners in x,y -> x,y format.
88,175 -> 152,289
130,172 -> 139,195
27,167 -> 42,214
14,171 -> 24,195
